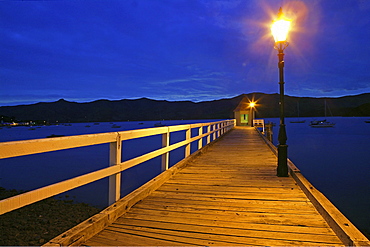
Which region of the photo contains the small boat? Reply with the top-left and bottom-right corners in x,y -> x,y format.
154,122 -> 165,127
290,101 -> 305,123
47,134 -> 65,138
310,100 -> 335,127
365,120 -> 370,123
309,119 -> 335,128
111,124 -> 121,128
290,120 -> 306,123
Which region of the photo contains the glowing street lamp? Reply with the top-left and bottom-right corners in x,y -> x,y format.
271,7 -> 291,177
271,8 -> 291,43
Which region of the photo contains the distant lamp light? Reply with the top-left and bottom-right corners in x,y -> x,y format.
249,101 -> 256,127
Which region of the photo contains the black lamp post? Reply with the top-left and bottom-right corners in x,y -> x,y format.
271,7 -> 291,177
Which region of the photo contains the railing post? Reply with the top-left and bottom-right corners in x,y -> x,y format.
217,123 -> 220,138
215,124 -> 218,139
212,124 -> 216,141
161,130 -> 169,171
185,126 -> 191,157
207,125 -> 211,144
109,133 -> 122,205
198,126 -> 203,150
265,122 -> 274,143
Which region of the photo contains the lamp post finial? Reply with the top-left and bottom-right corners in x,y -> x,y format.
278,7 -> 283,17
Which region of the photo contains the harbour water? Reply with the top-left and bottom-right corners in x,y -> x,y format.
0,117 -> 369,237
0,119 -> 221,210
266,116 -> 370,238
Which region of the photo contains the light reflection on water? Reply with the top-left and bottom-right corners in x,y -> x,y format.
0,118 -> 369,237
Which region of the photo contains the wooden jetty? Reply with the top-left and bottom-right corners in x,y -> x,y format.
0,120 -> 368,246
44,126 -> 369,246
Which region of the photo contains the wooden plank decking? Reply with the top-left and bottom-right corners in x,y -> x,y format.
82,126 -> 344,246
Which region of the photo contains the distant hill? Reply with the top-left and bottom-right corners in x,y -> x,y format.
0,93 -> 369,123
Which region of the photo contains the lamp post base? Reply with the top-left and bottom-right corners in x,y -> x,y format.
277,144 -> 288,177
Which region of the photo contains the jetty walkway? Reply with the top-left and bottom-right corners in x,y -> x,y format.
45,126 -> 368,246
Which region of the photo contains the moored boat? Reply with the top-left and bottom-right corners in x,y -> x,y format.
154,122 -> 165,127
309,119 -> 335,127
290,101 -> 305,123
310,100 -> 335,127
290,119 -> 306,123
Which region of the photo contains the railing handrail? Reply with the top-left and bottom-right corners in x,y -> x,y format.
0,120 -> 231,159
0,119 -> 235,215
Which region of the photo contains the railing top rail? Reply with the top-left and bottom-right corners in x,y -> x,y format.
0,119 -> 235,160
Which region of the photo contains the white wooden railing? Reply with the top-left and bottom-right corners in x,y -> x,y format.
253,119 -> 265,132
0,119 -> 235,215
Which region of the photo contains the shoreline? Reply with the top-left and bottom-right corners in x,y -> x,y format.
0,187 -> 101,246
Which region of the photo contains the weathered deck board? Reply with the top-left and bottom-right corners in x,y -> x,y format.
84,127 -> 344,246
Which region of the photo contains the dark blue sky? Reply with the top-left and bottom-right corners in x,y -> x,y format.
1,0 -> 369,106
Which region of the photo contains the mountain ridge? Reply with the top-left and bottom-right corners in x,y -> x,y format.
1,93 -> 369,123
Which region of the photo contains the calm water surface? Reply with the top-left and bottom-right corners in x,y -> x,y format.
265,116 -> 370,237
0,117 -> 369,237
